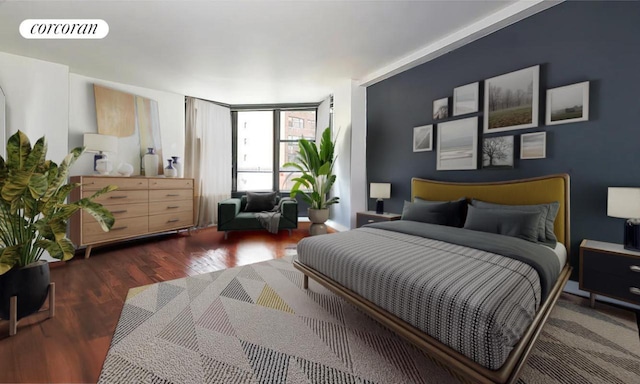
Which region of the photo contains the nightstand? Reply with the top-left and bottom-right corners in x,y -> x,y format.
356,211 -> 401,228
579,239 -> 640,308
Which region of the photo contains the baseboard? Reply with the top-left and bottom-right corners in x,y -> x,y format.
564,280 -> 640,311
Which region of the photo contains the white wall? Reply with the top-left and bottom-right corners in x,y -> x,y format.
0,52 -> 70,262
69,74 -> 185,176
350,81 -> 367,226
0,51 -> 69,162
330,81 -> 352,230
328,80 -> 367,231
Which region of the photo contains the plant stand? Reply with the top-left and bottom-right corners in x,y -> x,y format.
7,282 -> 55,336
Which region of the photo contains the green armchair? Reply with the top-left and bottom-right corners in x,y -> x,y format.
217,195 -> 298,239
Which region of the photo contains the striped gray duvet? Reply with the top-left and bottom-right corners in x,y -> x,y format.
297,225 -> 553,370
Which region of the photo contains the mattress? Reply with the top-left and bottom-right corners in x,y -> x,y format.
296,224 -> 561,370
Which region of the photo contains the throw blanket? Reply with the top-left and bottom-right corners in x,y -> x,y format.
255,197 -> 295,234
296,221 -> 561,370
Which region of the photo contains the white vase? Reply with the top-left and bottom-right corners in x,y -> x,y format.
171,156 -> 183,178
164,159 -> 177,178
95,158 -> 113,175
117,162 -> 134,177
143,148 -> 158,177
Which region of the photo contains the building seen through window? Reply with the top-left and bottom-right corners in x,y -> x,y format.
279,110 -> 316,191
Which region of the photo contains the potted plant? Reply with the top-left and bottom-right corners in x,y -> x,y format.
0,131 -> 116,322
284,127 -> 339,227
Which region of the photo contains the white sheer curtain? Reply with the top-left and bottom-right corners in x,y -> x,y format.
185,97 -> 232,227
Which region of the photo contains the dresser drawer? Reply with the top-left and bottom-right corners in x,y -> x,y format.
581,268 -> 640,305
148,211 -> 193,232
82,177 -> 148,191
82,202 -> 148,222
149,200 -> 193,215
83,190 -> 148,206
582,249 -> 640,280
149,178 -> 193,190
149,189 -> 192,202
83,216 -> 149,244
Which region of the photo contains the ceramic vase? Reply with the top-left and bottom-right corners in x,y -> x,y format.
171,156 -> 183,178
165,159 -> 177,178
143,148 -> 159,177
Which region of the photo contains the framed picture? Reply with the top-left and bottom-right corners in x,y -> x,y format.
546,81 -> 589,125
520,132 -> 546,159
433,97 -> 449,120
413,124 -> 433,152
484,65 -> 540,133
453,82 -> 479,116
482,135 -> 514,169
437,117 -> 478,171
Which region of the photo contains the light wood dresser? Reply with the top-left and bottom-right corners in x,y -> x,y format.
70,176 -> 195,258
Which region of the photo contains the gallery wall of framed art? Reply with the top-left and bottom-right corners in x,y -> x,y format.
366,1 -> 640,267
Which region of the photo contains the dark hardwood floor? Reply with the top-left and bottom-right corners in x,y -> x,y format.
0,224 -> 323,383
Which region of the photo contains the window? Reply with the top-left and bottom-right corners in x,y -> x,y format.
279,110 -> 316,191
232,108 -> 317,193
235,111 -> 273,191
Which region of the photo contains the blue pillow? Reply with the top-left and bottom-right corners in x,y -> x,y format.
414,197 -> 467,227
471,199 -> 559,246
463,205 -> 542,243
401,201 -> 449,225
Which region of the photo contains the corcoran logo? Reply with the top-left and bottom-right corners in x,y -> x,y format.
19,19 -> 109,39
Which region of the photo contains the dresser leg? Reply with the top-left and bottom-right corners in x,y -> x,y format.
9,296 -> 17,336
303,275 -> 309,289
84,245 -> 93,259
590,293 -> 596,308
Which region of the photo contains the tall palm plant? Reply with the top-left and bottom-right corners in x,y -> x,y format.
0,131 -> 116,274
283,127 -> 339,209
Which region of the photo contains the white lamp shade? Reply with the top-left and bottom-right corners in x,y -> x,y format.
83,133 -> 118,154
608,187 -> 640,219
370,183 -> 391,199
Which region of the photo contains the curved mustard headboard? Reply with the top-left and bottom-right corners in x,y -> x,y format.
411,174 -> 571,254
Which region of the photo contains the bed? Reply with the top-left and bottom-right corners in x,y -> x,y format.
294,174 -> 571,384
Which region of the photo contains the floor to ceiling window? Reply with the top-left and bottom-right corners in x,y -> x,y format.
232,107 -> 317,193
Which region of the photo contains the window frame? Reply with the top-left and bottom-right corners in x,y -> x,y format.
231,106 -> 318,194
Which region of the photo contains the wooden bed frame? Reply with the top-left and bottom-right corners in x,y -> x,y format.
294,174 -> 572,384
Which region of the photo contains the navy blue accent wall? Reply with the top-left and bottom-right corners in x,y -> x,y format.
366,1 -> 640,275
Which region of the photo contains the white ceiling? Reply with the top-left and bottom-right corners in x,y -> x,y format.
0,0 -> 538,104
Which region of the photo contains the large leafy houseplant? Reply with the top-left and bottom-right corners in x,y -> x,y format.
283,127 -> 339,210
0,131 -> 116,275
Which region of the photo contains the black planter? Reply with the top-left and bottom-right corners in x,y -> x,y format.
0,261 -> 50,320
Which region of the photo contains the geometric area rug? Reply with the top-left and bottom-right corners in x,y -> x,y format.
99,256 -> 640,384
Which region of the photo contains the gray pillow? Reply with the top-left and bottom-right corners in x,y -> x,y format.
244,192 -> 277,212
463,205 -> 542,243
471,199 -> 559,246
414,197 -> 467,227
401,201 -> 449,225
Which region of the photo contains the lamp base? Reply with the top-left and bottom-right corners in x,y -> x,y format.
376,199 -> 384,215
624,220 -> 640,251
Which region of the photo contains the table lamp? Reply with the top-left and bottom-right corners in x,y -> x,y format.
83,133 -> 118,175
370,183 -> 391,214
607,187 -> 640,251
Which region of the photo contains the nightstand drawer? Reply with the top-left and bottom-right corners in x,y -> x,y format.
357,215 -> 387,227
356,212 -> 401,228
581,269 -> 640,305
582,249 -> 640,280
